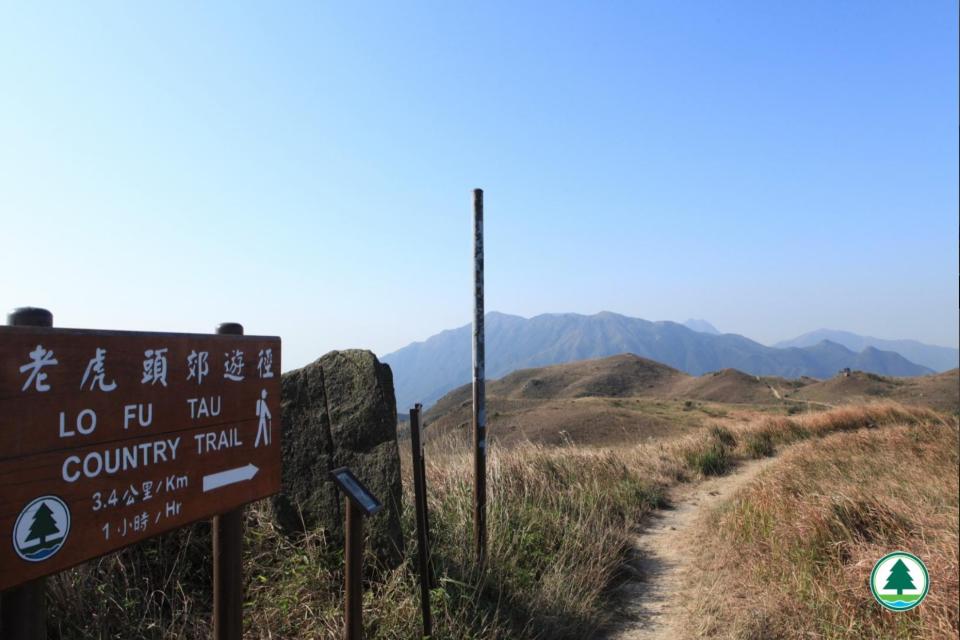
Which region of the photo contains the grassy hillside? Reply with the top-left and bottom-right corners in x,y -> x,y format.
46,403 -> 951,639
673,368 -> 800,404
689,419 -> 959,639
426,354 -> 685,412
423,355 -> 797,447
791,368 -> 960,414
423,355 -> 958,447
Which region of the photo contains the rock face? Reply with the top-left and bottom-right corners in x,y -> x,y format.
274,350 -> 403,565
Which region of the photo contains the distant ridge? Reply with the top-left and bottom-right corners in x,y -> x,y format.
683,319 -> 721,335
774,329 -> 958,373
381,311 -> 933,410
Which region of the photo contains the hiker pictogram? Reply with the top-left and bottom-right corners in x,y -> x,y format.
255,389 -> 272,448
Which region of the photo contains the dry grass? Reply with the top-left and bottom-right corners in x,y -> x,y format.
687,415 -> 959,639
45,401 -> 949,638
398,430 -> 670,638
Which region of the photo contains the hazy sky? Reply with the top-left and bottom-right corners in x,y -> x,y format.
2,2 -> 957,371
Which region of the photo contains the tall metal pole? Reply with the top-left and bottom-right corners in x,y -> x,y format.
213,322 -> 244,640
1,307 -> 50,640
472,188 -> 487,567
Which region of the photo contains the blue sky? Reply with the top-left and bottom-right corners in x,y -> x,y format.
2,2 -> 957,370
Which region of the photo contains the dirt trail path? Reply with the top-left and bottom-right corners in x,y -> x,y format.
605,457 -> 777,640
764,382 -> 834,409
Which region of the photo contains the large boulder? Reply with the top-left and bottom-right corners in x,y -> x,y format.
273,350 -> 403,565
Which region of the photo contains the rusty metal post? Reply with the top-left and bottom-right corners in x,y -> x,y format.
0,307 -> 51,640
213,322 -> 244,640
344,500 -> 363,640
409,405 -> 433,637
472,188 -> 487,567
418,439 -> 433,589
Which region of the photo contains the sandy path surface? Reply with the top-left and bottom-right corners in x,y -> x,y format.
604,457 -> 777,640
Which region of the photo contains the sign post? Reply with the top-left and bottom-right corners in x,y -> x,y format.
330,467 -> 383,640
409,404 -> 433,637
0,320 -> 282,603
213,321 -> 246,640
0,307 -> 52,640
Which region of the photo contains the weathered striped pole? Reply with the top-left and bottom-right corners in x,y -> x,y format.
472,188 -> 487,566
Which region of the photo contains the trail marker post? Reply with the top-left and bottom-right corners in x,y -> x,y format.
330,467 -> 382,640
409,404 -> 433,637
472,188 -> 487,566
213,321 -> 246,640
0,310 -> 282,638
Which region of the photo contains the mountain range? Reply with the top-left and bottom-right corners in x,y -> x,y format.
381,311 -> 943,410
773,329 -> 958,373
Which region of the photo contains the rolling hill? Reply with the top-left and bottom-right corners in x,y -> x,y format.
382,311 -> 933,410
423,354 -> 762,446
789,368 -> 959,413
422,354 -> 958,447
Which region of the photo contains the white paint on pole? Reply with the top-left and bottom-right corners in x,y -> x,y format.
203,464 -> 259,492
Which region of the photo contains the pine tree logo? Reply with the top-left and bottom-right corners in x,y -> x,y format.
870,551 -> 929,611
12,496 -> 71,562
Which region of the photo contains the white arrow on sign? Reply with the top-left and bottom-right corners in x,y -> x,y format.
202,464 -> 259,492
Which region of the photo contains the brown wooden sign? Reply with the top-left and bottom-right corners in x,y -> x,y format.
0,326 -> 281,591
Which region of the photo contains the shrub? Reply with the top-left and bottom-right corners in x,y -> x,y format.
744,431 -> 774,458
709,425 -> 737,448
685,443 -> 730,476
